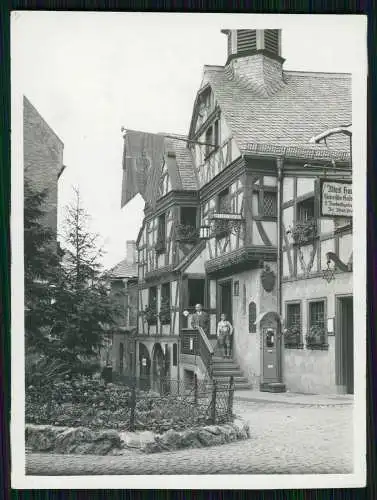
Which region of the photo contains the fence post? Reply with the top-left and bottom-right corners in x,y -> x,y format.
209,354 -> 213,381
129,381 -> 136,432
194,373 -> 198,405
211,380 -> 217,424
227,375 -> 235,419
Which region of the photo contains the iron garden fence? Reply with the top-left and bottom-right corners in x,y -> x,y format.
113,373 -> 235,431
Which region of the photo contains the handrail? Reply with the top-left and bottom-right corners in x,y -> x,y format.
197,326 -> 214,380
197,326 -> 214,355
180,326 -> 214,380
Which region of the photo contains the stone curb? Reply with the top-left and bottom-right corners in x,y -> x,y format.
26,419 -> 250,456
234,394 -> 353,407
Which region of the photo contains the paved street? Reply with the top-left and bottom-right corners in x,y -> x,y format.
26,400 -> 354,475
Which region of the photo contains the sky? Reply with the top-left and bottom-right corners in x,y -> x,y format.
11,13 -> 366,269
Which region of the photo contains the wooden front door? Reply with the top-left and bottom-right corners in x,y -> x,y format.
219,280 -> 232,323
336,296 -> 354,394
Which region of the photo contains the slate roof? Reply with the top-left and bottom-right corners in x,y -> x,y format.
109,258 -> 138,279
164,134 -> 199,191
203,66 -> 352,158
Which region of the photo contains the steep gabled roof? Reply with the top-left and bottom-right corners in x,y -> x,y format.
109,258 -> 138,279
164,135 -> 199,191
200,65 -> 351,157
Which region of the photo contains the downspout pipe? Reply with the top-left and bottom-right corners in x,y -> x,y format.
276,156 -> 284,384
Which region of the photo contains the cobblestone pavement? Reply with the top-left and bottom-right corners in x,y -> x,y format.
26,401 -> 353,475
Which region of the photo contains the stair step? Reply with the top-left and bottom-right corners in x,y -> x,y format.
234,383 -> 252,390
212,363 -> 240,369
212,367 -> 241,373
214,376 -> 248,383
213,371 -> 244,376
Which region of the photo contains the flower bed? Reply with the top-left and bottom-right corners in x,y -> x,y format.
26,377 -> 220,434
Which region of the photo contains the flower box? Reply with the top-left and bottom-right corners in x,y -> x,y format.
175,224 -> 199,243
284,326 -> 303,349
306,325 -> 328,350
291,219 -> 317,246
144,304 -> 157,326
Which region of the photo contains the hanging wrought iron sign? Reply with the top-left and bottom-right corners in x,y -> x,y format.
322,260 -> 335,283
261,265 -> 276,292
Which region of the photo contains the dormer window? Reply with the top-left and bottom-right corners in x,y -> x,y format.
204,119 -> 220,158
158,160 -> 170,198
156,213 -> 166,254
214,120 -> 219,148
205,127 -> 213,157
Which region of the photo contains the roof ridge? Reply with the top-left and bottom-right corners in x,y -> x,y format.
204,64 -> 225,70
284,70 -> 351,78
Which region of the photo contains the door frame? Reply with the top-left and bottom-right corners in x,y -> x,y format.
217,277 -> 233,324
335,294 -> 354,394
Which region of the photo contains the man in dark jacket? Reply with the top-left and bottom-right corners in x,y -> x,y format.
191,303 -> 210,335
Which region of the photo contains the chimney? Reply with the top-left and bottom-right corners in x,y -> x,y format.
126,240 -> 136,263
221,29 -> 286,96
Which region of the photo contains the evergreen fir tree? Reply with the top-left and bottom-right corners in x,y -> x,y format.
24,178 -> 60,354
52,187 -> 122,368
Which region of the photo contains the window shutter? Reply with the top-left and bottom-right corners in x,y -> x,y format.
237,30 -> 257,53
264,30 -> 279,55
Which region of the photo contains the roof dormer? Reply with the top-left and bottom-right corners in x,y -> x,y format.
221,29 -> 285,95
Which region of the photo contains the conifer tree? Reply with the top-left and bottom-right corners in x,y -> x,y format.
52,187 -> 122,368
24,178 -> 60,354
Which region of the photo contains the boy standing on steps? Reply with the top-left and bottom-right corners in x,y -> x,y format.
217,313 -> 233,358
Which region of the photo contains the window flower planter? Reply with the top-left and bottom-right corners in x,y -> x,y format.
144,304 -> 157,326
306,325 -> 328,350
159,299 -> 171,325
284,326 -> 303,349
291,219 -> 317,245
175,224 -> 199,243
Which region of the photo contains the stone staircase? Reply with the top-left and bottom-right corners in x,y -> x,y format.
211,346 -> 250,390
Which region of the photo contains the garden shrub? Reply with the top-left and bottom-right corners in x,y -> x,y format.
25,376 -> 220,433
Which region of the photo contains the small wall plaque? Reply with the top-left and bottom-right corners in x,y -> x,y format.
327,318 -> 335,335
261,265 -> 276,293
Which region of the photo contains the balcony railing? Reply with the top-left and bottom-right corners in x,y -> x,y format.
180,326 -> 214,379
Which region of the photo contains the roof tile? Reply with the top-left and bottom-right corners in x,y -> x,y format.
204,66 -> 351,155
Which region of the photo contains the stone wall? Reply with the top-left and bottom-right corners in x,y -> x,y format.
26,419 -> 250,455
282,272 -> 352,394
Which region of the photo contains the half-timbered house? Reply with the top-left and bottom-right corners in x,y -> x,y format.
120,28 -> 352,394
105,241 -> 138,376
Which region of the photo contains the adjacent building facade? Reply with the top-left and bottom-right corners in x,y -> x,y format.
105,241 -> 139,377
24,96 -> 65,235
120,29 -> 352,394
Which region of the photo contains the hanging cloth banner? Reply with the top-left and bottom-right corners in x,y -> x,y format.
121,130 -> 165,208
